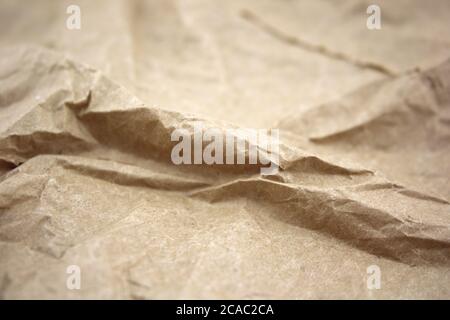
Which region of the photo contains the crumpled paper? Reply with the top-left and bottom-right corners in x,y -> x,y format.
0,0 -> 449,299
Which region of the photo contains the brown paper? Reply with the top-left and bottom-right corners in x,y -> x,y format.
0,0 -> 449,299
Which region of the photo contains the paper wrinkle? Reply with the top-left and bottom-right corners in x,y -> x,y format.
1,45 -> 448,266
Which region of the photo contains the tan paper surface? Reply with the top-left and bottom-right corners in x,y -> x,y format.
0,0 -> 449,299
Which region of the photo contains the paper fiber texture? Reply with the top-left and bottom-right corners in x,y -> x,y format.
0,0 -> 449,299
